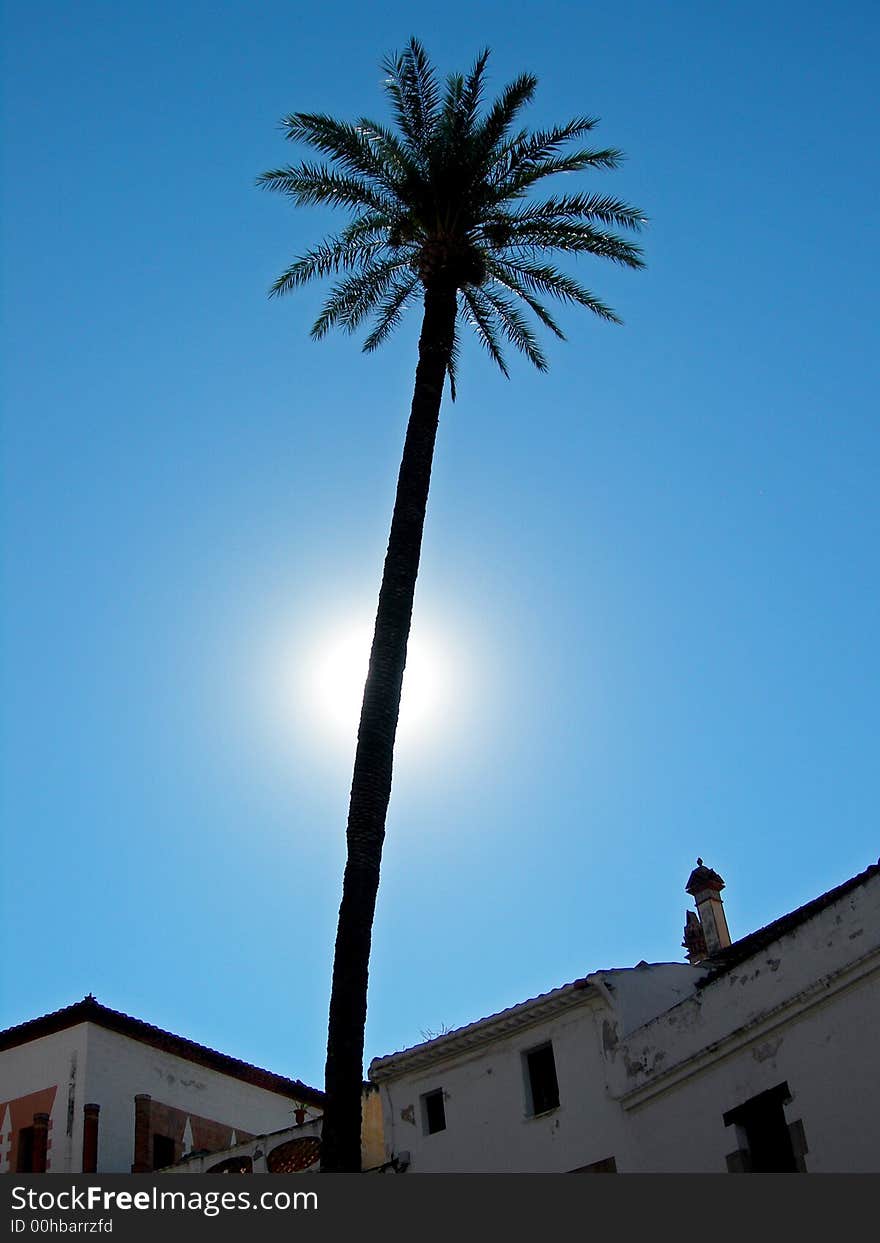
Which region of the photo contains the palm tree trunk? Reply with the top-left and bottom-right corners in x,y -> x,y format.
319,281 -> 457,1173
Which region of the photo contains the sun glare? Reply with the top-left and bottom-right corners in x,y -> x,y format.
303,619 -> 452,745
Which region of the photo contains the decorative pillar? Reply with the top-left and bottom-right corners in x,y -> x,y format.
132,1095 -> 152,1173
82,1103 -> 100,1174
32,1113 -> 49,1174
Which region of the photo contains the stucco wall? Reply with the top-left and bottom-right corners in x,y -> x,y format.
615,970 -> 878,1171
0,1026 -> 89,1173
610,877 -> 880,1172
82,1025 -> 309,1172
378,998 -> 632,1173
374,874 -> 879,1173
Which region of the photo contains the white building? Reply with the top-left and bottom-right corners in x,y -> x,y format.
368,859 -> 880,1173
0,997 -> 323,1173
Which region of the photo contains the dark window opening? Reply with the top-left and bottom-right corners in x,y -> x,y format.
422,1089 -> 446,1135
525,1043 -> 559,1115
152,1133 -> 177,1170
723,1082 -> 802,1173
16,1127 -> 35,1173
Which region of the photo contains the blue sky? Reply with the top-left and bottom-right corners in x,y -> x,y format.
2,0 -> 878,1090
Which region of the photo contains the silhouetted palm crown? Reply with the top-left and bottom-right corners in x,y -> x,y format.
258,40 -> 645,389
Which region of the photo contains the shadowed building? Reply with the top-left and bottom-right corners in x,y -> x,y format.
368,860 -> 880,1172
0,997 -> 324,1173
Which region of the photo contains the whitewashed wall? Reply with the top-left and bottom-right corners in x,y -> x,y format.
374,873 -> 879,1172
1,1022 -> 319,1173
0,1025 -> 89,1173
376,996 -> 632,1173
611,875 -> 880,1172
83,1025 -> 312,1172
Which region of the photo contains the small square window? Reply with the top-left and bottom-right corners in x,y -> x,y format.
524,1043 -> 559,1116
421,1089 -> 446,1135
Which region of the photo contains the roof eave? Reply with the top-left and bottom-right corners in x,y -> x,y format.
369,979 -> 600,1082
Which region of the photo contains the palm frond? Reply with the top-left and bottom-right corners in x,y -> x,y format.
508,217 -> 645,268
281,113 -> 405,198
494,116 -> 601,175
509,193 -> 648,230
479,287 -> 548,370
355,118 -> 423,183
269,235 -> 389,297
483,257 -> 566,338
493,148 -> 624,201
257,164 -> 396,215
311,257 -> 412,339
460,287 -> 509,376
476,74 -> 538,158
487,256 -> 621,323
438,72 -> 466,151
382,38 -> 439,152
268,211 -> 392,287
446,316 -> 461,401
362,274 -> 421,351
340,211 -> 397,245
460,48 -> 491,132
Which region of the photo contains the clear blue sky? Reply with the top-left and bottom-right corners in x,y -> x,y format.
2,0 -> 877,1091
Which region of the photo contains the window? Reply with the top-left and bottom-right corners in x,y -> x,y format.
723,1082 -> 807,1172
152,1133 -> 177,1170
16,1127 -> 35,1173
421,1089 -> 446,1135
524,1042 -> 559,1116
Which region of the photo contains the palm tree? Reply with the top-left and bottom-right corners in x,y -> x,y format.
259,39 -> 645,1171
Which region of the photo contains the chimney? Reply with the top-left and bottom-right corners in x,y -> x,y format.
682,910 -> 707,963
684,859 -> 731,959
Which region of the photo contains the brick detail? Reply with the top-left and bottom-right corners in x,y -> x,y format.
32,1114 -> 49,1174
82,1104 -> 100,1174
132,1095 -> 152,1173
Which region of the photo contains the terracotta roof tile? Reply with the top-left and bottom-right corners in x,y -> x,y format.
0,996 -> 324,1105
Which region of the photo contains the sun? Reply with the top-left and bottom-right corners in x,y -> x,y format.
304,619 -> 451,744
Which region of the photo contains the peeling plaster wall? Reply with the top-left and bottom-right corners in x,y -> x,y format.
374,875 -> 879,1172
377,999 -> 634,1173
611,972 -> 878,1171
589,963 -> 704,1036
609,876 -> 880,1171
82,1025 -> 305,1172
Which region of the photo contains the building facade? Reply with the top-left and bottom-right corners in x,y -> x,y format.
369,860 -> 880,1173
0,997 -> 323,1174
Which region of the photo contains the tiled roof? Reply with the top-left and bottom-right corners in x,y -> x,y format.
697,859 -> 880,987
0,996 -> 324,1105
369,975 -> 595,1078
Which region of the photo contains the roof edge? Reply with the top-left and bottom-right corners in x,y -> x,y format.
369,977 -> 600,1082
0,997 -> 324,1105
697,859 -> 880,986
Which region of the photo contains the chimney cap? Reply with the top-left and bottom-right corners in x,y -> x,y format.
686,858 -> 725,896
